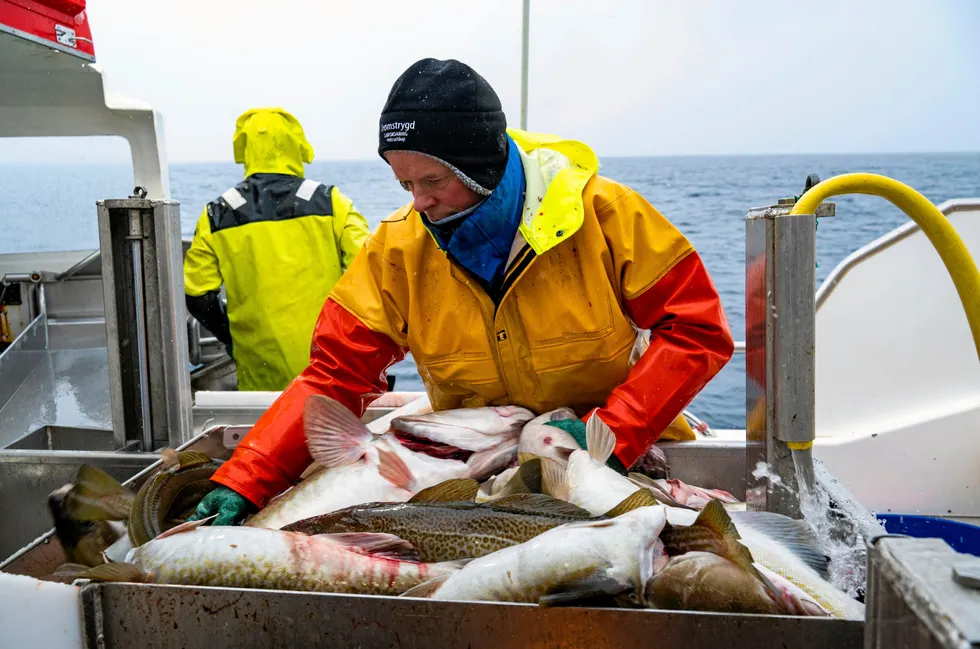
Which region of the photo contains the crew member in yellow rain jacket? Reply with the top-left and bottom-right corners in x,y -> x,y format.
184,108 -> 370,392
191,60 -> 734,525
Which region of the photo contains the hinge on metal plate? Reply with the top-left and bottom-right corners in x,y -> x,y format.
54,24 -> 77,48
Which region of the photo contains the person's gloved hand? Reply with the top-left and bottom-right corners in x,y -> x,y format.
187,486 -> 251,526
544,419 -> 627,474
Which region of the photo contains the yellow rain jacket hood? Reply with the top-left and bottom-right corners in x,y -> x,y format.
184,107 -> 370,391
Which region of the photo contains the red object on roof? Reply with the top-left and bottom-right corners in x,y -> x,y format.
0,0 -> 96,59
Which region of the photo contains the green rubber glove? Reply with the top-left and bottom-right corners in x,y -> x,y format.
544,419 -> 628,474
187,486 -> 250,526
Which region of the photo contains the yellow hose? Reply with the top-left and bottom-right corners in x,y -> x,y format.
791,173 -> 980,360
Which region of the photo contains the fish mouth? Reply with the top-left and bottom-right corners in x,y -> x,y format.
392,431 -> 475,463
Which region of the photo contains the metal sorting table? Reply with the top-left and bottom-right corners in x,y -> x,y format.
3,425 -> 868,649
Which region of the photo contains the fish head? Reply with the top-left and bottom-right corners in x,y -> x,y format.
391,406 -> 535,452
517,422 -> 580,467
644,552 -> 785,614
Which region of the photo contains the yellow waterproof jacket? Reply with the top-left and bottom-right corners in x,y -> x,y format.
213,129 -> 734,507
183,108 -> 370,391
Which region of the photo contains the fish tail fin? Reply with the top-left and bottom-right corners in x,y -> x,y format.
517,451 -> 537,465
377,447 -> 415,491
78,562 -> 155,584
540,457 -> 570,501
400,573 -> 452,599
153,515 -> 216,540
304,395 -> 372,467
585,414 -> 616,465
601,488 -> 659,518
70,465 -> 133,521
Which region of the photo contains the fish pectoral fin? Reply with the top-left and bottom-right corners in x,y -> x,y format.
325,532 -> 421,562
493,459 -> 543,497
584,414 -> 616,465
78,562 -> 155,584
153,515 -> 216,540
465,446 -> 518,481
728,511 -> 830,578
540,458 -> 570,502
627,473 -> 694,510
70,465 -> 134,521
490,493 -> 593,519
408,478 -> 480,504
537,570 -> 630,608
377,448 -> 416,491
303,395 -> 372,468
601,489 -> 659,518
400,573 -> 451,599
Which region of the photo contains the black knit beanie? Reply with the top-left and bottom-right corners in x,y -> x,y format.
378,58 -> 509,195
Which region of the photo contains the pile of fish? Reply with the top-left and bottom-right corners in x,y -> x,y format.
49,395 -> 865,620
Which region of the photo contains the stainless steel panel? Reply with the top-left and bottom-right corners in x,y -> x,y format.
0,346 -> 111,448
660,440 -> 747,499
149,200 -> 193,448
47,318 -> 107,349
99,197 -> 193,451
744,202 -> 821,517
81,582 -> 863,649
866,537 -> 980,649
7,426 -> 118,451
0,312 -> 45,411
43,276 -> 105,319
0,450 -> 156,563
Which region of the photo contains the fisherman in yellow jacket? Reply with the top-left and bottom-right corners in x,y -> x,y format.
183,108 -> 370,391
192,60 -> 734,523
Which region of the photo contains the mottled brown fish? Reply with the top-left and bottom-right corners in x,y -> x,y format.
127,449 -> 222,546
282,477 -> 658,563
47,464 -> 134,566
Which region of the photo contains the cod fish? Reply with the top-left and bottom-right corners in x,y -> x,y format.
47,465 -> 133,567
401,504 -> 668,605
127,449 -> 222,546
247,396 -> 531,530
75,517 -> 460,596
517,408 -> 670,479
283,473 -> 657,563
650,499 -> 827,616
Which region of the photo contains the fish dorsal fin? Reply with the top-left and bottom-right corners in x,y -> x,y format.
408,478 -> 479,503
79,562 -> 155,584
540,457 -> 570,502
304,395 -> 372,467
377,448 -> 415,491
729,511 -> 829,578
585,414 -> 616,465
176,450 -> 214,469
602,489 -> 658,518
489,493 -> 592,519
160,448 -> 180,470
325,532 -> 420,561
152,515 -> 215,541
71,465 -> 134,521
494,458 -> 542,497
628,473 -> 694,510
400,573 -> 451,598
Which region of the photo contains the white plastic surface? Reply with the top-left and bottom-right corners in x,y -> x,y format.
811,201 -> 980,517
0,573 -> 83,649
0,34 -> 170,199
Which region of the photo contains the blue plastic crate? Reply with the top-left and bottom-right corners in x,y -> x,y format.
877,513 -> 980,557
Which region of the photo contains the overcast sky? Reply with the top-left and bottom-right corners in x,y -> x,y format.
5,0 -> 980,162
